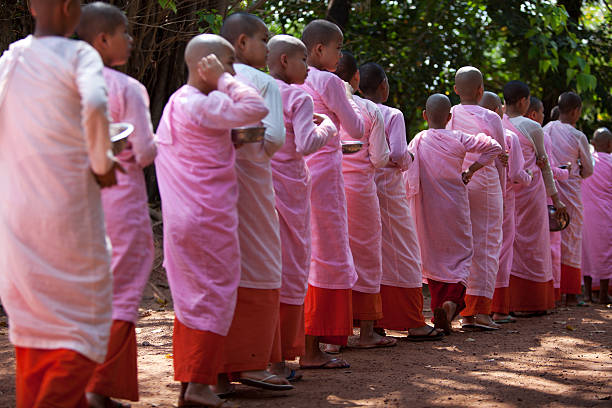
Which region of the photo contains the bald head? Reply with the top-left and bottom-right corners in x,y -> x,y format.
31,0 -> 82,37
593,127 -> 612,153
76,2 -> 127,43
359,62 -> 386,97
425,93 -> 452,127
455,66 -> 483,100
268,34 -> 306,69
301,19 -> 343,52
558,91 -> 582,114
335,50 -> 357,83
220,12 -> 266,46
185,34 -> 233,73
479,91 -> 502,113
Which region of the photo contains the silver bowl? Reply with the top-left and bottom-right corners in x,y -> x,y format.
341,140 -> 363,154
110,122 -> 134,155
231,126 -> 265,144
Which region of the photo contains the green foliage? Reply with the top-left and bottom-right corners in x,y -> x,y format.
157,0 -> 177,13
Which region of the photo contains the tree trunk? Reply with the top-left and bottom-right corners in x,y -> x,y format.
326,0 -> 352,30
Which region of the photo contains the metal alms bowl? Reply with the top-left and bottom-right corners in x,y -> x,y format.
109,122 -> 134,155
231,126 -> 265,144
341,140 -> 364,154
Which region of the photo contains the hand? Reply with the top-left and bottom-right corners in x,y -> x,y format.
344,81 -> 354,99
462,169 -> 473,185
313,113 -> 326,125
526,168 -> 533,179
93,160 -> 125,188
498,151 -> 509,167
553,199 -> 568,223
197,54 -> 225,91
536,155 -> 548,169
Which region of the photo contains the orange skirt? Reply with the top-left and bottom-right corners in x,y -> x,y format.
222,287 -> 281,373
279,303 -> 305,361
377,285 -> 426,330
491,287 -> 510,315
352,290 -> 383,321
427,279 -> 466,319
16,347 -> 96,408
560,264 -> 582,295
460,295 -> 492,317
304,284 -> 352,342
86,320 -> 138,401
508,275 -> 555,312
173,318 -> 225,385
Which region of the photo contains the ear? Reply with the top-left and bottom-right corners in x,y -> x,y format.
280,53 -> 289,69
237,33 -> 249,51
422,110 -> 428,121
445,112 -> 452,125
453,84 -> 459,96
314,43 -> 324,57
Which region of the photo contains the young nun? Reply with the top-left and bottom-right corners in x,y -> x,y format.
502,80 -> 567,313
480,92 -> 532,323
76,4 -> 157,406
359,63 -> 443,340
155,34 -> 268,406
408,94 -> 502,334
446,67 -> 506,330
0,0 -> 121,405
543,92 -> 594,305
527,96 -> 569,303
335,53 -> 394,348
582,128 -> 612,304
267,34 -> 337,379
218,13 -> 293,391
297,20 -> 364,369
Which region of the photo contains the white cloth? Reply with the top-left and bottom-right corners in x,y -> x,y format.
0,36 -> 113,363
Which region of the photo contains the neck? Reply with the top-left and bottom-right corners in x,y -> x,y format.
460,98 -> 479,105
559,114 -> 576,126
428,123 -> 446,130
505,105 -> 523,118
306,57 -> 325,71
269,69 -> 289,84
363,92 -> 381,104
34,24 -> 66,38
187,75 -> 211,95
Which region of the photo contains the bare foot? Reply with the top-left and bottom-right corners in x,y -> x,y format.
474,314 -> 500,328
270,361 -> 303,382
86,393 -> 131,408
300,349 -> 349,368
184,382 -> 226,407
354,320 -> 397,348
492,313 -> 516,323
565,294 -> 578,306
321,343 -> 341,354
238,369 -> 291,387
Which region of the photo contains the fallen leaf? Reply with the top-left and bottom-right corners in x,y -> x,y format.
566,324 -> 576,331
165,354 -> 173,359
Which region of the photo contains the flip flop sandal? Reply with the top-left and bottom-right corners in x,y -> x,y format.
238,374 -> 295,391
493,317 -> 517,324
286,369 -> 303,382
462,322 -> 499,331
575,300 -> 590,307
351,336 -> 397,349
300,357 -> 351,369
406,326 -> 445,342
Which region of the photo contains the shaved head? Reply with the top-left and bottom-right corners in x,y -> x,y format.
359,62 -> 386,96
558,91 -> 582,114
503,80 -> 530,106
335,50 -> 358,83
550,106 -> 560,121
455,66 -> 483,99
185,34 -> 233,72
268,34 -> 306,69
425,93 -> 452,125
527,96 -> 543,115
479,91 -> 502,112
31,0 -> 82,37
593,127 -> 612,152
301,19 -> 343,51
76,2 -> 127,43
220,12 -> 266,46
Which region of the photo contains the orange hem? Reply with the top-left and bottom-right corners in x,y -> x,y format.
173,318 -> 224,385
491,287 -> 510,315
560,264 -> 582,295
377,285 -> 426,330
279,303 -> 305,360
86,320 -> 138,401
304,285 -> 352,337
460,295 -> 492,316
222,287 -> 281,373
16,347 -> 96,408
352,290 -> 383,321
509,275 -> 555,312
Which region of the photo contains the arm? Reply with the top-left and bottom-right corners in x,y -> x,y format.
123,81 -> 157,168
76,44 -> 113,175
293,95 -> 336,156
577,132 -> 594,178
489,114 -> 507,190
462,131 -> 502,167
321,75 -> 364,139
532,126 -> 558,198
387,110 -> 412,170
506,131 -> 531,186
368,107 -> 390,169
260,79 -> 286,158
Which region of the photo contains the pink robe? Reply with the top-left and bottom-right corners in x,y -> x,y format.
298,66 -> 364,289
407,129 -> 502,285
447,105 -> 505,299
504,115 -> 555,283
233,64 -> 285,290
543,121 -> 594,269
271,80 -> 337,305
376,105 -> 422,289
155,74 -> 268,335
101,67 -> 157,324
496,129 -> 532,289
581,151 -> 612,284
0,36 -> 113,363
341,95 -> 389,293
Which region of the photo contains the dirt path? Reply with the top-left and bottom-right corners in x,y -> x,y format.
1,299 -> 610,407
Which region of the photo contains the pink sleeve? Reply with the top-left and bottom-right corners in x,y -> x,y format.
552,166 -> 569,181
368,108 -> 390,169
293,94 -> 336,156
489,114 -> 506,190
123,81 -> 157,168
506,132 -> 531,186
462,131 -> 502,166
192,73 -> 269,130
387,111 -> 411,170
320,76 -> 364,139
